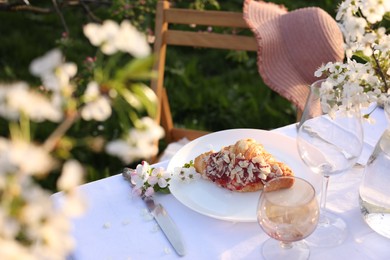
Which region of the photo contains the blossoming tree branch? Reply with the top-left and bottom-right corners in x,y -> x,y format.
315,0 -> 390,120
0,19 -> 164,258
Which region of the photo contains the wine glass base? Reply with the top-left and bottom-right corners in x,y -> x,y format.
262,239 -> 310,260
305,210 -> 347,247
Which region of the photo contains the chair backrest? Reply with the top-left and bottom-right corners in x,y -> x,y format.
150,0 -> 260,144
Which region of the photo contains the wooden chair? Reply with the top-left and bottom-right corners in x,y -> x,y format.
151,0 -> 260,144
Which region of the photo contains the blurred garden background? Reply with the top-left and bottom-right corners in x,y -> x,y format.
0,0 -> 340,184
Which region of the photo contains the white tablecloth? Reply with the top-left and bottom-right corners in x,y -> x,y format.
53,107 -> 390,260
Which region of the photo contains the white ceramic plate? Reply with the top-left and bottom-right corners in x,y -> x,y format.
167,129 -> 321,222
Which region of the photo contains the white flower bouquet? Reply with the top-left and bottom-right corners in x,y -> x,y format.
315,0 -> 390,120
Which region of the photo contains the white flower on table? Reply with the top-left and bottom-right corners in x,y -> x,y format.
131,161 -> 151,187
124,161 -> 171,198
123,160 -> 201,199
80,81 -> 112,121
147,166 -> 171,188
173,166 -> 201,183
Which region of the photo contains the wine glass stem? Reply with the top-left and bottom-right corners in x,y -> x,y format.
319,174 -> 330,224
320,175 -> 330,210
279,241 -> 293,249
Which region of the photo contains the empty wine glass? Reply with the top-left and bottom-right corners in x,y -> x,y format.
297,79 -> 364,247
257,176 -> 319,260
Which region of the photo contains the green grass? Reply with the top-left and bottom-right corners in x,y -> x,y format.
164,47 -> 296,131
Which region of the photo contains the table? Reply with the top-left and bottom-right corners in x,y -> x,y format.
53,107 -> 390,260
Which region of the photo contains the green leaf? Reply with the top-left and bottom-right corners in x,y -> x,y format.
190,0 -> 220,10
183,160 -> 194,168
112,98 -> 133,132
157,187 -> 171,194
351,51 -> 371,63
131,83 -> 158,118
383,12 -> 390,21
116,82 -> 158,118
208,0 -> 220,9
115,55 -> 156,81
226,50 -> 249,63
119,88 -> 144,111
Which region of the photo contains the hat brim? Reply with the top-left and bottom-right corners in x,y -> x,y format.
244,0 -> 344,112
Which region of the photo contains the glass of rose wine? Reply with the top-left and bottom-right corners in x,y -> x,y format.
257,176 -> 319,260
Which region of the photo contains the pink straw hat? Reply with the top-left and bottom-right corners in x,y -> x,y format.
243,0 -> 344,112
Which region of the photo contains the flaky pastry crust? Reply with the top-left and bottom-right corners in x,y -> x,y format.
194,138 -> 293,192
